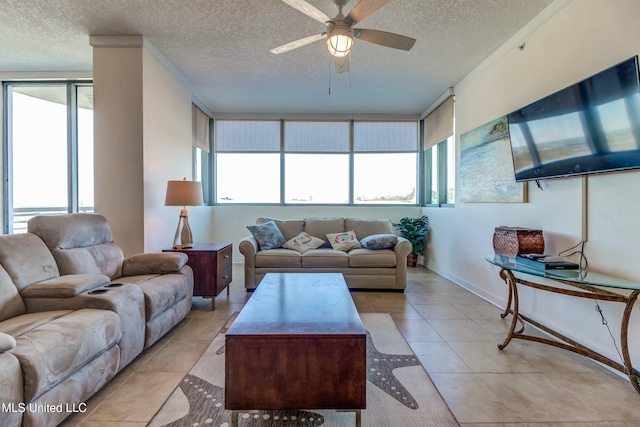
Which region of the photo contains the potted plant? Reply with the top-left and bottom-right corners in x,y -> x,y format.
393,215 -> 429,267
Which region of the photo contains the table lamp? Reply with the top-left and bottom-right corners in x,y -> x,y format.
165,178 -> 203,249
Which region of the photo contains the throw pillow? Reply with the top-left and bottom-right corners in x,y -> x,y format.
283,232 -> 325,254
360,233 -> 398,250
326,230 -> 361,252
247,220 -> 286,250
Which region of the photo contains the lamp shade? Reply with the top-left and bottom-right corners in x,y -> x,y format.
165,179 -> 203,207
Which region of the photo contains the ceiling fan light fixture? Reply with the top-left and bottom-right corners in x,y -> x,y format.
327,26 -> 353,57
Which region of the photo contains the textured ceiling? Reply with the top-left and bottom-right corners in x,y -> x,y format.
0,0 -> 555,116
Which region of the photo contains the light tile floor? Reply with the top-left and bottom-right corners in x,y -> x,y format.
61,265 -> 640,426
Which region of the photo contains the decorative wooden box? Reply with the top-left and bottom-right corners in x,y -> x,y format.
493,226 -> 544,257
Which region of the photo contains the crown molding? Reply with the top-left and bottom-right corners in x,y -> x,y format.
89,35 -> 144,47
89,35 -> 195,94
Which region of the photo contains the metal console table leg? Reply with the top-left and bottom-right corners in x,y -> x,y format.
496,267 -> 640,394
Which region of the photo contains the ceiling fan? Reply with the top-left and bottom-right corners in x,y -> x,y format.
271,0 -> 416,74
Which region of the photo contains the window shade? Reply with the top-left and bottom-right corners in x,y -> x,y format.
354,121 -> 418,152
192,105 -> 210,152
215,120 -> 280,152
424,96 -> 454,150
284,121 -> 349,152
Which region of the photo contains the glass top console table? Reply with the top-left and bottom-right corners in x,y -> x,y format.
486,254 -> 640,394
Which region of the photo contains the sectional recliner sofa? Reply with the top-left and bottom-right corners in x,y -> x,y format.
0,213 -> 193,427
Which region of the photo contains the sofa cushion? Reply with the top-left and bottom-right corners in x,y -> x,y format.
28,214 -> 126,279
345,218 -> 394,239
0,310 -> 73,337
304,218 -> 344,248
0,351 -> 22,427
0,332 -> 16,352
0,264 -> 25,322
0,234 -> 60,292
283,232 -> 325,254
302,249 -> 349,268
256,249 -> 302,268
349,248 -> 397,267
10,308 -> 121,402
28,213 -> 113,249
257,218 -> 305,241
247,221 -> 286,250
135,274 -> 190,321
360,233 -> 398,250
48,243 -> 125,280
326,230 -> 362,252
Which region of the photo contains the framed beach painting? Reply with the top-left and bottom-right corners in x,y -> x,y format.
459,116 -> 526,203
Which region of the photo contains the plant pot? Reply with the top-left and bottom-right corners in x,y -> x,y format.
407,253 -> 418,267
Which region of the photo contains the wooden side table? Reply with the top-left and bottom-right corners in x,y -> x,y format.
164,242 -> 232,310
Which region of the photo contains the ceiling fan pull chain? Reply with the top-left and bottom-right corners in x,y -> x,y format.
328,56 -> 332,95
348,54 -> 352,89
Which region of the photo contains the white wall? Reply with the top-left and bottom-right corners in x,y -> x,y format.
427,0 -> 640,371
92,36 -> 193,255
142,49 -> 193,252
92,41 -> 145,255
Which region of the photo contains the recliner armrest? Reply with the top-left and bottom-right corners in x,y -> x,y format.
0,333 -> 16,353
21,274 -> 111,298
121,252 -> 188,276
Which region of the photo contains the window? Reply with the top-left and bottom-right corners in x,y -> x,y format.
423,95 -> 455,206
4,82 -> 93,233
445,135 -> 456,203
77,85 -> 94,212
192,105 -> 211,204
423,136 -> 455,206
353,121 -> 418,204
211,119 -> 419,205
215,120 -> 280,204
284,121 -> 349,204
427,143 -> 439,204
193,146 -> 211,204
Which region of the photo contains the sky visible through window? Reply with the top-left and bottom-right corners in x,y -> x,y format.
11,91 -> 93,210
216,151 -> 417,204
215,120 -> 418,204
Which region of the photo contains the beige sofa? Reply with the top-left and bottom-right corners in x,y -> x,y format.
0,214 -> 193,427
240,217 -> 412,291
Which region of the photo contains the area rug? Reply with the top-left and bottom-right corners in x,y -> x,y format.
148,313 -> 459,427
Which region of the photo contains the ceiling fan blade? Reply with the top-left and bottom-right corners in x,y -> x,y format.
354,28 -> 416,51
270,32 -> 326,54
334,56 -> 349,74
281,0 -> 331,24
345,0 -> 390,26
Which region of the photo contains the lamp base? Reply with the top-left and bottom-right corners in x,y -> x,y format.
172,207 -> 194,249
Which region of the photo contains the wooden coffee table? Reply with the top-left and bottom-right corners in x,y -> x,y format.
225,273 -> 366,426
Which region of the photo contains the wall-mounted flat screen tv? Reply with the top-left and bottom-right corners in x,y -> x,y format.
507,56 -> 640,182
